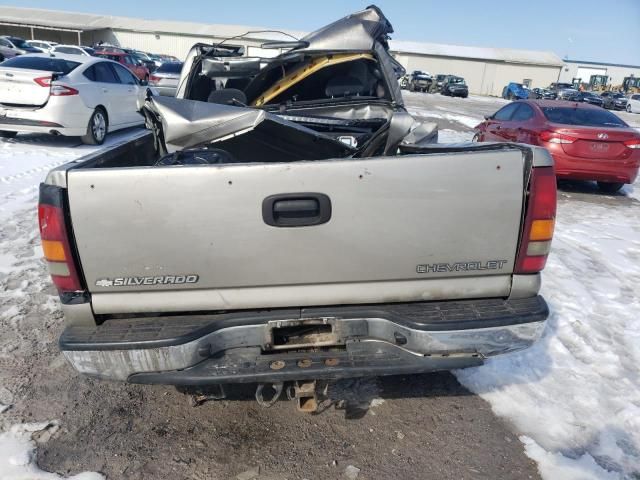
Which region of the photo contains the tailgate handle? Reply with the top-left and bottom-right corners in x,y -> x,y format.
263,193 -> 331,227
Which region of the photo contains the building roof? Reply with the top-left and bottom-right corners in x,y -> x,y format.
390,40 -> 563,67
0,6 -> 563,66
564,59 -> 640,70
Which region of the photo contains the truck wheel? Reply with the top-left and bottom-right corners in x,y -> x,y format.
81,108 -> 108,145
597,182 -> 624,193
0,130 -> 18,138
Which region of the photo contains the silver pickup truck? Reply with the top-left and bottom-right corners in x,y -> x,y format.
39,7 -> 556,407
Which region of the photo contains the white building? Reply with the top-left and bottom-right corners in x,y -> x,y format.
0,6 -> 564,96
558,59 -> 640,89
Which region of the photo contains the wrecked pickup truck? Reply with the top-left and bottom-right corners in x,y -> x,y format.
39,6 -> 556,409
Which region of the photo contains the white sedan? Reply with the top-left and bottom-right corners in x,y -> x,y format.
51,45 -> 96,57
627,94 -> 640,114
0,54 -> 148,144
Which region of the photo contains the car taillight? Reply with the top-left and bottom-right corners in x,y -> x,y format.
514,167 -> 557,274
624,138 -> 640,149
50,84 -> 79,96
539,131 -> 576,144
149,75 -> 160,83
38,185 -> 84,294
34,76 -> 52,87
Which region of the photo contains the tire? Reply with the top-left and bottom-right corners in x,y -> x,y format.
409,83 -> 415,92
0,130 -> 17,138
627,104 -> 632,113
81,108 -> 108,145
597,181 -> 624,194
472,133 -> 481,142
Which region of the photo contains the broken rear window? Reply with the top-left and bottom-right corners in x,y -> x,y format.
253,55 -> 388,107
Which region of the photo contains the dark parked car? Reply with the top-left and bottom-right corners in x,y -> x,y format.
408,70 -> 432,92
556,88 -> 580,101
531,88 -> 555,100
122,49 -> 157,72
502,82 -> 530,100
473,100 -> 640,193
441,76 -> 468,98
601,92 -> 628,110
548,83 -> 574,97
149,61 -> 183,96
429,73 -> 448,93
574,91 -> 604,107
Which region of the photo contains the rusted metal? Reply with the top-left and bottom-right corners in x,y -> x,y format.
294,380 -> 318,412
297,358 -> 312,368
269,360 -> 285,370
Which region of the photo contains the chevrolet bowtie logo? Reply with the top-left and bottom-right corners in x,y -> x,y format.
95,279 -> 114,287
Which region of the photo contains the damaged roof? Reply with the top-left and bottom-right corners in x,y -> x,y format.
0,5 -> 562,66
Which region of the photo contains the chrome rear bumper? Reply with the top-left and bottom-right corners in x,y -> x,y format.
61,296 -> 548,384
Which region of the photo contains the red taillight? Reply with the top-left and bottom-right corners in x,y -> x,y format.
34,76 -> 52,87
539,130 -> 576,144
149,75 -> 160,83
38,199 -> 83,293
624,138 -> 640,149
515,167 -> 557,274
50,84 -> 79,96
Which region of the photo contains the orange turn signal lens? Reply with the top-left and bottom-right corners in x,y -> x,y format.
42,239 -> 66,261
529,219 -> 555,241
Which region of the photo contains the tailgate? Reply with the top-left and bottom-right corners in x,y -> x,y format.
67,150 -> 526,313
0,67 -> 51,106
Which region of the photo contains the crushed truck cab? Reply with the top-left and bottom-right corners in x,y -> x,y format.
38,6 -> 556,393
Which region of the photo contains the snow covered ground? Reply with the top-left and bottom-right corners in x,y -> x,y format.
456,186 -> 640,479
0,129 -> 143,480
405,90 -> 640,478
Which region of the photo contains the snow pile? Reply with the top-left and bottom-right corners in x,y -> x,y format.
437,129 -> 474,143
456,185 -> 640,479
0,421 -> 104,480
0,131 -> 141,480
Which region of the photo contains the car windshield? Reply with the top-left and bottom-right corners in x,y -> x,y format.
8,37 -> 32,49
450,77 -> 465,85
0,56 -> 80,74
156,62 -> 183,73
541,107 -> 627,128
513,83 -> 525,88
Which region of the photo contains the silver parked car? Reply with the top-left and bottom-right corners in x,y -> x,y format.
0,36 -> 41,58
148,61 -> 182,96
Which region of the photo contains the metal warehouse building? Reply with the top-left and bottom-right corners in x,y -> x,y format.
558,59 -> 639,89
0,6 -> 564,96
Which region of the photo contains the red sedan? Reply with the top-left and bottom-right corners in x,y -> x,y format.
94,51 -> 150,83
474,100 -> 640,193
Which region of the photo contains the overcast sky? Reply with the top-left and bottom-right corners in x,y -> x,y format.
3,0 -> 639,65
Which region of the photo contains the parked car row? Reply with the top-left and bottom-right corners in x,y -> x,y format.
504,81 -> 636,112
400,71 -> 468,98
0,34 -> 185,141
473,99 -> 640,193
0,54 -> 149,144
